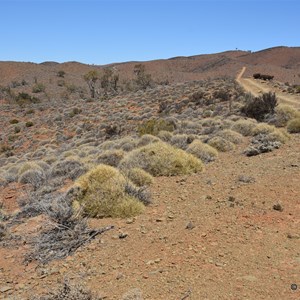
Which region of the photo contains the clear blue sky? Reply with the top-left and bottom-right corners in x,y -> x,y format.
0,0 -> 299,65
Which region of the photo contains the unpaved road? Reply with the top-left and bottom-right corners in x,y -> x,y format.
237,67 -> 300,109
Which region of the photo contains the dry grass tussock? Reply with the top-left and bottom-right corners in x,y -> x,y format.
72,164 -> 149,218
119,141 -> 204,176
186,139 -> 218,163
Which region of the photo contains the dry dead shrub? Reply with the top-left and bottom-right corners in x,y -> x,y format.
119,141 -> 204,176
32,279 -> 102,300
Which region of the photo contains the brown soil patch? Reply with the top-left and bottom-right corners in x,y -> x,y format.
1,135 -> 300,299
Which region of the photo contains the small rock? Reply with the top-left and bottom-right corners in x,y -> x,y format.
155,218 -> 164,222
273,204 -> 283,212
0,286 -> 12,293
215,262 -> 224,267
185,221 -> 195,230
119,233 -> 128,239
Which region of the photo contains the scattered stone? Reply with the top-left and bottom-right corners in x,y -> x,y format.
185,221 -> 195,230
0,286 -> 12,293
273,204 -> 283,212
287,233 -> 300,239
121,288 -> 143,300
119,233 -> 128,239
155,218 -> 164,222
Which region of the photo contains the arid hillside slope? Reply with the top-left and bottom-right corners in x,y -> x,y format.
0,46 -> 299,89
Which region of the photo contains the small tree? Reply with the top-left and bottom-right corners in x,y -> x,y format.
57,70 -> 66,78
100,68 -> 119,93
134,64 -> 152,90
84,70 -> 99,98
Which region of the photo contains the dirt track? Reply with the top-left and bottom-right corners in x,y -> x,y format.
237,67 -> 300,109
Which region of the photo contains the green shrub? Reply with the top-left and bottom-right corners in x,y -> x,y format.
25,121 -> 34,127
73,165 -> 145,218
125,168 -> 154,186
138,119 -> 175,136
9,119 -> 19,124
119,141 -> 204,176
32,83 -> 45,93
57,70 -> 66,78
287,118 -> 300,133
15,92 -> 39,105
186,140 -> 218,163
241,92 -> 277,121
208,136 -> 235,152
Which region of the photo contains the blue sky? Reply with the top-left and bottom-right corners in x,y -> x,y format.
0,0 -> 299,64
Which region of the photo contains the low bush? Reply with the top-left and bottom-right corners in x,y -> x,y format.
125,168 -> 154,186
18,168 -> 46,189
32,83 -> 45,93
137,134 -> 160,147
208,136 -> 235,152
157,130 -> 173,142
241,92 -> 277,121
73,165 -> 146,218
186,139 -> 218,163
51,159 -> 87,180
96,149 -> 125,167
231,119 -> 257,136
215,129 -> 243,144
18,161 -> 43,176
33,280 -> 101,300
119,141 -> 204,176
26,121 -> 34,127
9,119 -> 19,124
251,123 -> 276,136
287,118 -> 300,133
138,119 -> 175,136
273,105 -> 300,127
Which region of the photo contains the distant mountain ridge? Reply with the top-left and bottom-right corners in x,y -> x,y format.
0,46 -> 299,90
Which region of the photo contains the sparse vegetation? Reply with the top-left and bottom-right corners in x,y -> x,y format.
241,92 -> 277,121
138,119 -> 175,136
186,139 -> 218,163
84,70 -> 99,98
208,136 -> 235,152
32,83 -> 46,93
125,168 -> 154,187
119,141 -> 204,176
287,118 -> 300,133
72,165 -> 147,218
